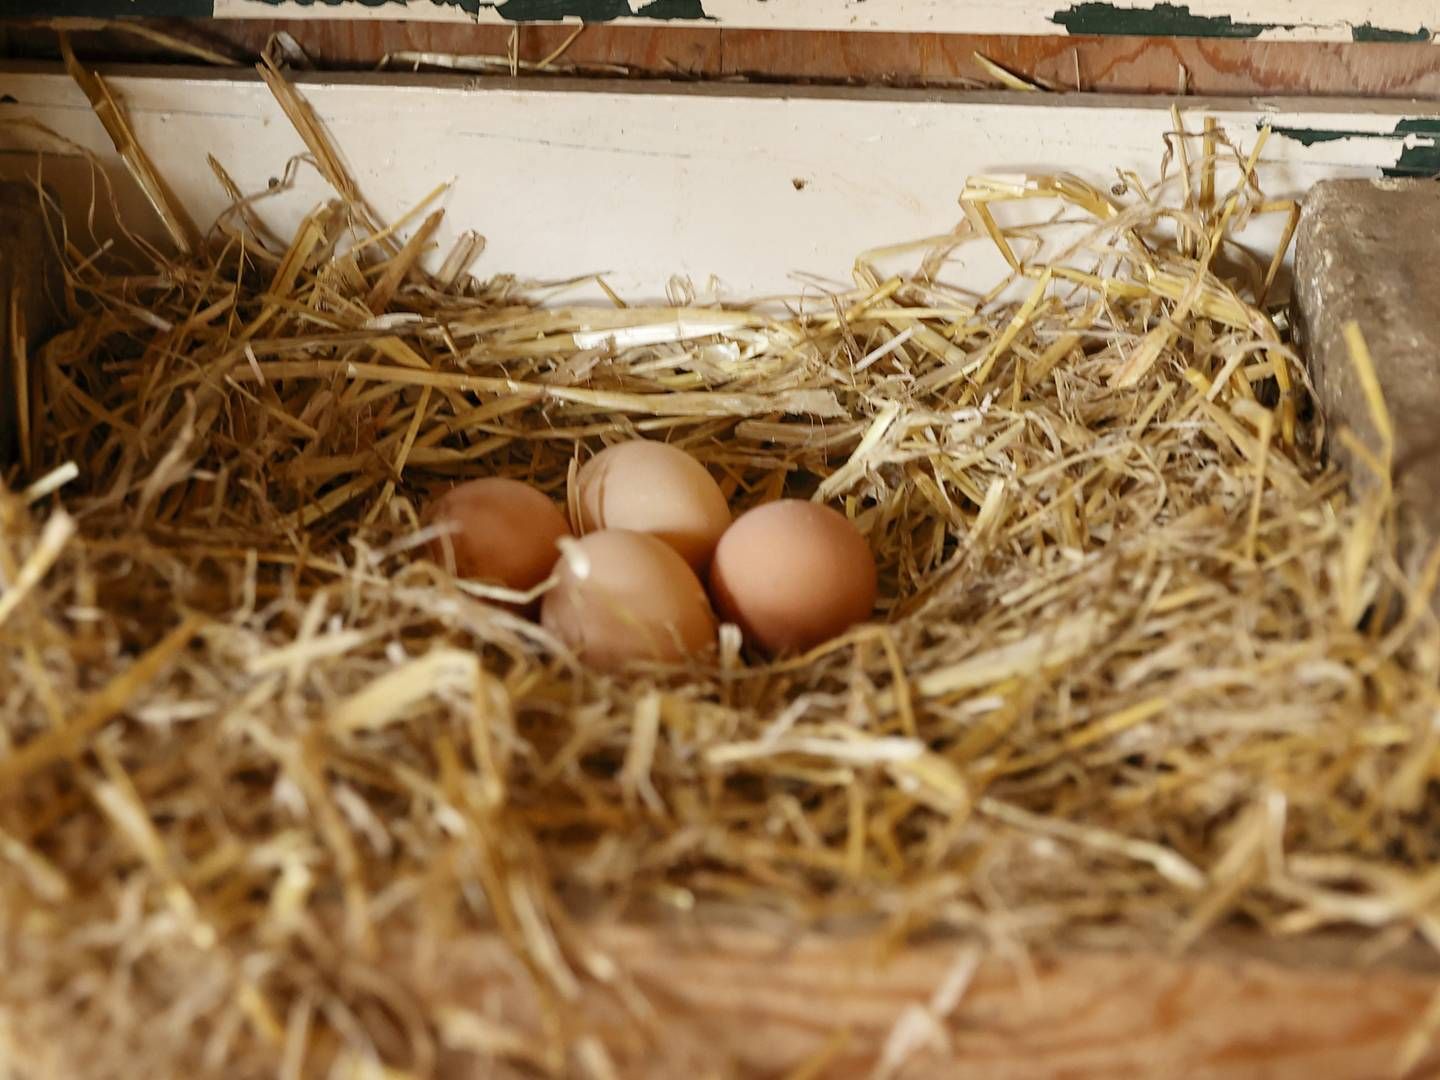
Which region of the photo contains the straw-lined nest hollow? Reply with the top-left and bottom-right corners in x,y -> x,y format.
2,61 -> 1439,1079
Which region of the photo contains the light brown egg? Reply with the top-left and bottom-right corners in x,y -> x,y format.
709,500 -> 877,656
575,439 -> 731,571
541,530 -> 717,671
426,478 -> 571,593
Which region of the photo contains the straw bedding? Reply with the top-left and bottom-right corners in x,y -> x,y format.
2,60 -> 1438,1078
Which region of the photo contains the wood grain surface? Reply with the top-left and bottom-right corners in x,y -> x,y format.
8,19 -> 1440,98
421,924 -> 1440,1078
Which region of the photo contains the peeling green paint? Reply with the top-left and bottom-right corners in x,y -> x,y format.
1051,3 -> 1431,43
1050,3 -> 1270,37
1351,23 -> 1432,43
1391,119 -> 1440,176
492,0 -> 630,19
1268,119 -> 1440,178
635,0 -> 712,20
1266,128 -> 1351,149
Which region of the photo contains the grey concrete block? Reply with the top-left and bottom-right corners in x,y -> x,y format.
1294,178 -> 1440,577
0,181 -> 63,476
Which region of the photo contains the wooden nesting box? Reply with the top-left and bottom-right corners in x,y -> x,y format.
3,8 -> 1440,1079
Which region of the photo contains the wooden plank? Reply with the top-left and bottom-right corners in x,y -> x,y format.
4,0 -> 1439,44
20,20 -> 1440,99
0,66 -> 1435,302
422,924 -> 1440,1076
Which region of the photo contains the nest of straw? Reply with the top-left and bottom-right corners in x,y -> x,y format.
2,58 -> 1438,1078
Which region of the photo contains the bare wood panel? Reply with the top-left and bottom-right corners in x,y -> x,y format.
719,30 -> 1440,96
9,20 -> 1440,98
423,925 -> 1440,1077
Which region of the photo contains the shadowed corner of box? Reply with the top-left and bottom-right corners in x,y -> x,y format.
0,181 -> 65,482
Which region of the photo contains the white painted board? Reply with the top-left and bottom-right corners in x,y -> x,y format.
0,67 -> 1435,303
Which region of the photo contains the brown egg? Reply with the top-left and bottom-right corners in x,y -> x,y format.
575,439 -> 731,571
709,500 -> 877,655
426,478 -> 571,592
541,530 -> 717,671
